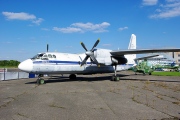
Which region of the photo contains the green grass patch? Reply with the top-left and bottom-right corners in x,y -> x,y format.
152,71 -> 180,76
0,66 -> 18,68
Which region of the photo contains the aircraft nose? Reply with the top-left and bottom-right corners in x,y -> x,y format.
18,59 -> 33,72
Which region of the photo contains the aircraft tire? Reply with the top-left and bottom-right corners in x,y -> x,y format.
115,76 -> 120,81
69,74 -> 76,79
111,76 -> 119,81
111,76 -> 115,81
37,78 -> 45,85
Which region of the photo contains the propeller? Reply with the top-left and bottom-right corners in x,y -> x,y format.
47,44 -> 49,52
80,39 -> 100,66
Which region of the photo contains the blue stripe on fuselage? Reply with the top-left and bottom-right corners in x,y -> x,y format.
33,60 -> 91,65
33,60 -> 134,66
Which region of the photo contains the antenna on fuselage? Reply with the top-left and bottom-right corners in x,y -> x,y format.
47,44 -> 49,52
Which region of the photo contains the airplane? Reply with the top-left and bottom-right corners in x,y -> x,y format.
18,34 -> 180,84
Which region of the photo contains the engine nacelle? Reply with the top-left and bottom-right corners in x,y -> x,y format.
93,49 -> 127,65
94,49 -> 112,65
117,56 -> 127,64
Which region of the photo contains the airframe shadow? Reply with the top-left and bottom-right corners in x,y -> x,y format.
25,76 -> 112,84
25,74 -> 180,84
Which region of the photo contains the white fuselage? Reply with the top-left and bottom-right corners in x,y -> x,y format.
18,49 -> 136,75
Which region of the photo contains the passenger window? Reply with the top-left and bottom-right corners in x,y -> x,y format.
48,54 -> 52,58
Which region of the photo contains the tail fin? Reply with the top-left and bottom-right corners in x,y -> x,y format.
128,34 -> 136,49
126,34 -> 136,64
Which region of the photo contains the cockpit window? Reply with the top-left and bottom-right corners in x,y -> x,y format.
48,54 -> 52,58
31,53 -> 44,59
43,54 -> 47,58
53,55 -> 56,58
31,53 -> 56,60
42,54 -> 48,60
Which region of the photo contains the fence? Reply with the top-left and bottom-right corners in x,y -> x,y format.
0,68 -> 35,80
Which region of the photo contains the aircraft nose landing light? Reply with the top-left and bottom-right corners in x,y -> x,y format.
18,59 -> 33,72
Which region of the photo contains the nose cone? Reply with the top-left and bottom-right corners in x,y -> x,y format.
18,59 -> 33,72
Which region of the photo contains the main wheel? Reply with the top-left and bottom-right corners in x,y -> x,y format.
111,76 -> 120,81
69,74 -> 76,79
115,76 -> 120,81
111,76 -> 115,81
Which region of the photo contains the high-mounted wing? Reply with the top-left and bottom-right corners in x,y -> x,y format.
110,48 -> 180,56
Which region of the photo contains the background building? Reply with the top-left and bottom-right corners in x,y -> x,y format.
166,52 -> 180,65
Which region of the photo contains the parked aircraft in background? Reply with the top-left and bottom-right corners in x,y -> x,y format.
132,55 -> 159,75
18,34 -> 180,84
132,54 -> 180,75
155,62 -> 179,71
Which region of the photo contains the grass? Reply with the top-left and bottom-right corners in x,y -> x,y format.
152,71 -> 180,76
0,66 -> 18,68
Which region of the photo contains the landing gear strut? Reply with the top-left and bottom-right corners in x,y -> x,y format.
37,74 -> 45,85
111,65 -> 120,81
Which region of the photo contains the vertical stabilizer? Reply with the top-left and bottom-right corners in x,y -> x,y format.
126,34 -> 136,65
128,34 -> 136,49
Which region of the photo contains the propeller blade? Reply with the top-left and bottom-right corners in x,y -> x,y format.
80,42 -> 88,51
91,39 -> 100,51
47,44 -> 49,52
90,55 -> 99,65
80,39 -> 100,66
81,56 -> 89,66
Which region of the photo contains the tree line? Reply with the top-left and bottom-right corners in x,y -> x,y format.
0,60 -> 20,67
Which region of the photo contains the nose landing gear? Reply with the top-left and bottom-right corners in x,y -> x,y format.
37,74 -> 45,85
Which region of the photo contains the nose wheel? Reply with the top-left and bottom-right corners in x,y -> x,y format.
37,74 -> 45,85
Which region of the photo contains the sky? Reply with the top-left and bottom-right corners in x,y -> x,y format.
0,0 -> 180,61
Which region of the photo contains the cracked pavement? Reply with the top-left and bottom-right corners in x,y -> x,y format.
0,71 -> 179,120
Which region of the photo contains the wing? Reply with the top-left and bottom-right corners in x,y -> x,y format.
110,48 -> 180,56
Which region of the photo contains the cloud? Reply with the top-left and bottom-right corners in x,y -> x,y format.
148,0 -> 180,19
53,22 -> 110,33
142,0 -> 158,6
32,18 -> 44,25
118,26 -> 128,31
2,12 -> 36,20
72,22 -> 110,31
53,27 -> 83,33
2,11 -> 43,25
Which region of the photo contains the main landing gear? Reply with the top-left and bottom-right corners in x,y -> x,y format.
69,74 -> 76,79
36,74 -> 45,85
111,65 -> 120,81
